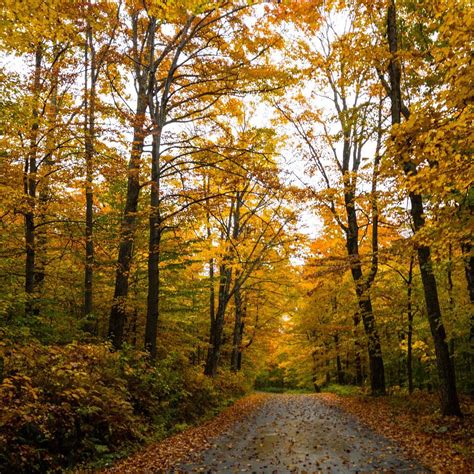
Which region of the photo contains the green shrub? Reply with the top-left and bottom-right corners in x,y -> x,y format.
0,341 -> 249,472
0,342 -> 143,472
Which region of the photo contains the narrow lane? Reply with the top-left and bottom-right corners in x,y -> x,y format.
176,394 -> 428,473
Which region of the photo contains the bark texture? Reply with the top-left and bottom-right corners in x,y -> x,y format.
108,90 -> 147,348
24,46 -> 42,318
84,22 -> 96,333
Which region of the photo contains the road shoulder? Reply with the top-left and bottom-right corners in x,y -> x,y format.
99,393 -> 269,473
319,392 -> 473,472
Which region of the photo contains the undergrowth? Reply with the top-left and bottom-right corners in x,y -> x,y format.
0,340 -> 248,473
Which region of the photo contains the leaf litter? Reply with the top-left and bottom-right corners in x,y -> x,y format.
319,392 -> 473,473
99,393 -> 268,473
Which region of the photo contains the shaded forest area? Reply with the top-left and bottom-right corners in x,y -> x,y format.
0,0 -> 472,472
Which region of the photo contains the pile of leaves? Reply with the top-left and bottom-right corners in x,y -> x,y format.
320,391 -> 473,472
0,341 -> 249,473
103,393 -> 269,473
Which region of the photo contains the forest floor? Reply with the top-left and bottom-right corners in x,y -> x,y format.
99,392 -> 461,473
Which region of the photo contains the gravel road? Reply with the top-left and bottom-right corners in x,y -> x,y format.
175,394 -> 428,473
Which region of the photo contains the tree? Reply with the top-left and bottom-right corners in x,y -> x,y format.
384,0 -> 462,416
108,5 -> 156,348
201,123 -> 294,376
81,0 -> 120,334
143,1 -> 280,359
276,8 -> 388,393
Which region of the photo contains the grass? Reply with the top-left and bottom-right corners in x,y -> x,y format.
255,386 -> 314,394
256,384 -> 362,396
322,383 -> 361,396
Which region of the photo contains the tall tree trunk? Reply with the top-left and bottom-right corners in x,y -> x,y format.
206,247 -> 216,371
325,347 -> 331,386
461,243 -> 474,344
407,255 -> 414,394
109,13 -> 157,349
345,196 -> 385,394
24,46 -> 42,318
205,191 -> 242,376
338,94 -> 385,395
229,191 -> 244,372
144,14 -> 191,358
353,312 -> 363,385
447,244 -> 456,359
311,348 -> 321,393
35,158 -> 52,315
145,127 -> 162,359
204,199 -> 216,375
334,333 -> 344,384
447,245 -> 455,313
206,177 -> 216,367
386,0 -> 461,416
108,91 -> 147,348
204,265 -> 231,376
462,243 -> 474,303
230,283 -> 244,372
237,331 -> 244,371
84,21 -> 96,333
209,257 -> 215,335
35,45 -> 60,317
461,242 -> 474,386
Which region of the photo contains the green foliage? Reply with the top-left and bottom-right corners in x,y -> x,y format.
254,361 -> 305,392
323,384 -> 361,397
0,341 -> 247,473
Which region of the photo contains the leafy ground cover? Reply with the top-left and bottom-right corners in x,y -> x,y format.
320,392 -> 474,472
0,341 -> 249,473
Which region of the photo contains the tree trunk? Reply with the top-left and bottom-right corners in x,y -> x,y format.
237,340 -> 243,371
461,242 -> 474,387
353,312 -> 363,385
109,12 -> 158,350
205,257 -> 216,369
345,196 -> 385,394
108,91 -> 147,349
144,129 -> 163,359
24,46 -> 42,318
84,21 -> 96,334
407,255 -> 414,394
447,244 -> 456,360
334,333 -> 344,384
206,180 -> 216,367
386,0 -> 461,416
462,243 -> 474,305
231,284 -> 244,372
35,45 -> 60,318
209,257 -> 215,329
229,192 -> 244,372
325,354 -> 330,386
205,192 -> 242,376
337,91 -> 385,395
461,243 -> 474,347
204,264 -> 231,376
312,350 -> 321,393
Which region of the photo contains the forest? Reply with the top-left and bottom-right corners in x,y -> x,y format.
0,0 -> 472,472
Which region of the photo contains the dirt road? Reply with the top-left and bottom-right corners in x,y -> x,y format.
176,394 -> 428,473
